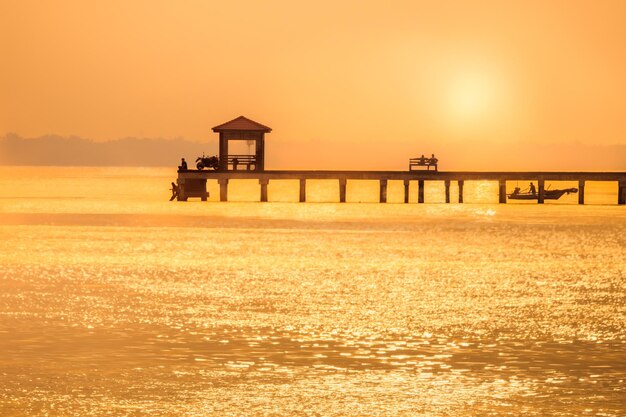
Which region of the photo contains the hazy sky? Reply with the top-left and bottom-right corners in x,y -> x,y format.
2,0 -> 625,167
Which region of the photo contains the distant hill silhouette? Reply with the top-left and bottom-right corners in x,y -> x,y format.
0,134 -> 210,167
1,133 -> 625,171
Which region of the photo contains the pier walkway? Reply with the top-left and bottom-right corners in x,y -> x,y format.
176,170 -> 626,205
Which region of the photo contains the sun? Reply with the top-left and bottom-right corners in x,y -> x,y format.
430,61 -> 524,141
446,72 -> 498,124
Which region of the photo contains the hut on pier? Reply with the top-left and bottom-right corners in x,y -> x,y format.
212,116 -> 272,171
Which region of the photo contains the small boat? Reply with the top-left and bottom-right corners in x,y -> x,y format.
508,187 -> 578,200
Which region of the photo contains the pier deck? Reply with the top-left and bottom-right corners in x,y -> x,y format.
176,170 -> 626,204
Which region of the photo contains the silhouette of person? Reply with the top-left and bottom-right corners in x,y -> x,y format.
179,158 -> 188,171
512,187 -> 521,196
429,154 -> 438,171
418,154 -> 426,164
169,182 -> 178,201
529,182 -> 536,195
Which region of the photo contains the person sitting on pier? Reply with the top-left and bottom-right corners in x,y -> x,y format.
429,153 -> 438,167
418,154 -> 427,164
529,182 -> 536,195
169,182 -> 179,201
179,158 -> 188,171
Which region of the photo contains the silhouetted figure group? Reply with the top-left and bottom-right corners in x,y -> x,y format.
510,183 -> 536,196
409,153 -> 438,171
417,154 -> 438,166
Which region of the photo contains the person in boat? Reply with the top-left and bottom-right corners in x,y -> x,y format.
179,158 -> 188,171
529,182 -> 536,195
169,182 -> 178,201
512,187 -> 521,196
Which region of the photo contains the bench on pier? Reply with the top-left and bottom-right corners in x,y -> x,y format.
228,155 -> 257,171
409,157 -> 438,171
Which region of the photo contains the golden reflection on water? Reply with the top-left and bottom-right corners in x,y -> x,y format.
0,167 -> 625,416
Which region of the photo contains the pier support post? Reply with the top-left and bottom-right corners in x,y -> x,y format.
403,180 -> 410,204
445,180 -> 450,203
339,178 -> 347,203
458,180 -> 464,203
578,180 -> 585,205
499,179 -> 507,204
218,178 -> 229,202
299,179 -> 306,202
259,179 -> 268,202
538,179 -> 545,204
177,179 -> 187,201
619,181 -> 626,205
379,179 -> 388,203
200,179 -> 208,201
418,180 -> 425,203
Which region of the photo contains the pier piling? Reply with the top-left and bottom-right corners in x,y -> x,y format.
259,179 -> 269,202
538,179 -> 545,204
339,178 -> 347,203
619,181 -> 626,205
445,180 -> 450,203
578,180 -> 585,205
379,179 -> 388,203
177,179 -> 186,201
498,179 -> 506,204
458,180 -> 464,203
299,179 -> 306,202
219,178 -> 229,202
418,180 -> 425,203
403,180 -> 410,204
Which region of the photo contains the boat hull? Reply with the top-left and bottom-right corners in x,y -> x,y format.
508,188 -> 578,200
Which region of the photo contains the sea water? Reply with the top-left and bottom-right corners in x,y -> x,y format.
0,167 -> 624,416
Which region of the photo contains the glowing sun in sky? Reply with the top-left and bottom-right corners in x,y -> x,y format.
435,61 -> 518,141
446,71 -> 500,123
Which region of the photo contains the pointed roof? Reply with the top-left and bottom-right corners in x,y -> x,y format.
212,116 -> 272,133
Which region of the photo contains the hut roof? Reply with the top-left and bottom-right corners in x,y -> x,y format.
212,116 -> 272,132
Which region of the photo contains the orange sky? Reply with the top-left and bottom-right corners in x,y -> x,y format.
1,0 -> 625,168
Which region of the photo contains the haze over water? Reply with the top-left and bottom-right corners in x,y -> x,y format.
0,167 -> 625,416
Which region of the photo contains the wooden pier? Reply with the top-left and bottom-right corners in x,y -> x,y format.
174,116 -> 626,205
176,170 -> 626,205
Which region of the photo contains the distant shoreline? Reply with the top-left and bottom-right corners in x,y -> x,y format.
2,134 -> 625,171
